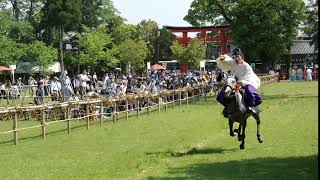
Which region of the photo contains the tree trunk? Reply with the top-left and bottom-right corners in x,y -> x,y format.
11,0 -> 19,20
28,0 -> 34,22
58,24 -> 65,74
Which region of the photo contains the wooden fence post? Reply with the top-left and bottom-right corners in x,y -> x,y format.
86,103 -> 90,129
126,100 -> 129,120
136,99 -> 140,118
41,108 -> 46,139
204,86 -> 207,101
13,112 -> 18,145
165,94 -> 168,111
172,93 -> 175,109
186,91 -> 189,105
147,98 -> 150,115
116,101 -> 119,121
67,107 -> 71,134
113,102 -> 117,122
192,89 -> 195,102
158,95 -> 161,113
179,91 -> 182,107
99,102 -> 103,125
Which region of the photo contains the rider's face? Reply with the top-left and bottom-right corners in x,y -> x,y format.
235,55 -> 244,64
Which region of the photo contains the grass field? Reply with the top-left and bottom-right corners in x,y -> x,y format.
0,81 -> 318,180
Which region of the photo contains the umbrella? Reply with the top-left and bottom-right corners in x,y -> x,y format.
152,64 -> 165,70
0,66 -> 10,71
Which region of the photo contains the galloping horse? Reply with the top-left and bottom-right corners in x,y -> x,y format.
222,76 -> 263,149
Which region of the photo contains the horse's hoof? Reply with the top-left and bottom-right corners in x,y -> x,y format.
258,138 -> 263,143
234,129 -> 238,133
230,132 -> 235,137
240,144 -> 245,149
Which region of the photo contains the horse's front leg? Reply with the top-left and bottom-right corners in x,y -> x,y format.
239,120 -> 247,150
236,123 -> 242,141
229,119 -> 235,137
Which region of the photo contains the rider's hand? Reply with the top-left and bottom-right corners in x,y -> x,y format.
237,82 -> 243,87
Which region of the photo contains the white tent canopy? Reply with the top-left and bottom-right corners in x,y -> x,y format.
15,61 -> 61,74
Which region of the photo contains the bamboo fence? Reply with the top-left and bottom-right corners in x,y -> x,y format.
0,74 -> 279,145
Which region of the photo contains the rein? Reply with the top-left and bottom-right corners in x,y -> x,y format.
224,85 -> 234,91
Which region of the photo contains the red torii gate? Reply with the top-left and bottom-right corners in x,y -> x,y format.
165,25 -> 232,72
165,25 -> 231,54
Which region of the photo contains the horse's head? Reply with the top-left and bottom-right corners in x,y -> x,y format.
223,76 -> 246,114
223,76 -> 236,95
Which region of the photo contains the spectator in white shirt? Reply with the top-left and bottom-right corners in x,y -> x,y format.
80,70 -> 90,97
50,77 -> 60,101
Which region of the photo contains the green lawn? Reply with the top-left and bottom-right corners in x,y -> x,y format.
0,81 -> 318,180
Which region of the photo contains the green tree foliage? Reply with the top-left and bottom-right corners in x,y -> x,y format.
158,27 -> 176,61
0,9 -> 34,43
0,0 -> 43,23
0,8 -> 57,71
100,0 -> 124,33
20,41 -> 57,69
0,10 -> 12,36
184,0 -> 234,26
186,38 -> 206,69
171,41 -> 187,64
303,0 -> 318,51
137,19 -> 160,64
40,0 -> 82,73
80,0 -> 103,29
77,26 -> 119,72
6,20 -> 35,43
80,0 -> 124,31
171,38 -> 205,69
184,0 -> 305,66
117,39 -> 149,72
0,37 -> 23,65
112,23 -> 138,45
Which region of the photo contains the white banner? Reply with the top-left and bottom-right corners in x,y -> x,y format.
200,61 -> 205,68
9,65 -> 16,70
147,62 -> 151,70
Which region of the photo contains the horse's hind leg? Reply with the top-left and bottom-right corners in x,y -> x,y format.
253,112 -> 263,143
229,119 -> 235,137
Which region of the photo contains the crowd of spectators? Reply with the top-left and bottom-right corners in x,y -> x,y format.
0,68 -> 222,105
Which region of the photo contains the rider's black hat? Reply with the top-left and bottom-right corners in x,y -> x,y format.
232,48 -> 244,58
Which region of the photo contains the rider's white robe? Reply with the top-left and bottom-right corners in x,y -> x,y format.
216,54 -> 261,89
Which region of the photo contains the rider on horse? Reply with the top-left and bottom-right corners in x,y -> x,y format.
216,48 -> 262,117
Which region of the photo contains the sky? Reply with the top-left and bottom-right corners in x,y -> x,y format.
113,0 -> 194,27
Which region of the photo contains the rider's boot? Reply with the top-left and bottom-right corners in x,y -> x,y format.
248,106 -> 258,113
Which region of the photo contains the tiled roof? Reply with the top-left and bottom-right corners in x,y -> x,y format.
290,40 -> 317,55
